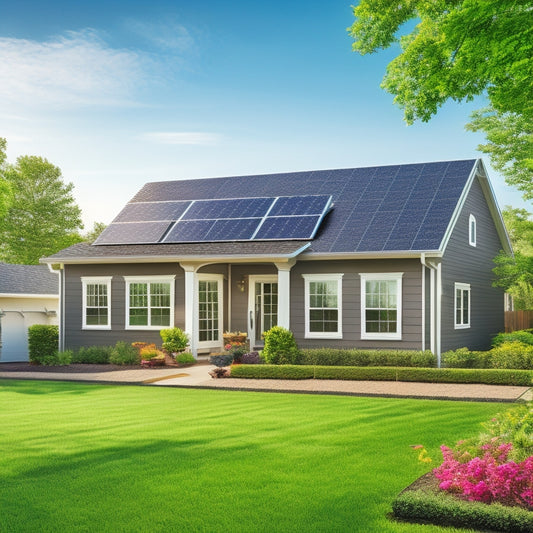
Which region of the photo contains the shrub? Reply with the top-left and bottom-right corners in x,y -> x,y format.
160,327 -> 189,353
241,352 -> 264,364
139,346 -> 164,361
175,352 -> 195,364
435,442 -> 533,507
493,330 -> 533,347
209,353 -> 234,367
298,348 -> 436,368
490,341 -> 533,370
40,350 -> 73,366
392,490 -> 533,533
262,326 -> 299,365
27,325 -> 59,364
224,342 -> 248,363
443,347 -> 491,369
229,364 -> 533,386
72,346 -> 112,364
109,342 -> 140,365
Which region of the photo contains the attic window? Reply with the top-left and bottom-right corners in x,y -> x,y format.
469,214 -> 476,247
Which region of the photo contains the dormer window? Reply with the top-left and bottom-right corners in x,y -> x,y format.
469,214 -> 476,247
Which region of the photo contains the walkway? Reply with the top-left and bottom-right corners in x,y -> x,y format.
1,362 -> 531,402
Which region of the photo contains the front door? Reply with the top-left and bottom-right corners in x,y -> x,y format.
197,274 -> 224,351
248,276 -> 278,347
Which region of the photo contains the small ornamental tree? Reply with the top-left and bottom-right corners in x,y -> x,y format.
160,327 -> 189,353
262,326 -> 299,365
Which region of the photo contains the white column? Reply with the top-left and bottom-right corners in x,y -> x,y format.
180,263 -> 198,357
275,261 -> 295,330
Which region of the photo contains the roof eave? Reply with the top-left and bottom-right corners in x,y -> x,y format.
299,250 -> 442,261
40,243 -> 312,266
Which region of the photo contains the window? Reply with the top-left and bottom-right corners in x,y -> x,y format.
302,274 -> 343,338
469,214 -> 476,247
124,276 -> 175,329
82,277 -> 112,329
455,283 -> 470,329
197,274 -> 223,348
360,273 -> 403,340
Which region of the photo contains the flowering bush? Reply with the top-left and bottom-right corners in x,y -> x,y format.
224,342 -> 247,363
434,440 -> 533,508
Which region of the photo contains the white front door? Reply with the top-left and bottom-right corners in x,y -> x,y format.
196,274 -> 224,351
248,276 -> 278,347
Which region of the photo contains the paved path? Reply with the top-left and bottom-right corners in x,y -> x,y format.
0,363 -> 530,402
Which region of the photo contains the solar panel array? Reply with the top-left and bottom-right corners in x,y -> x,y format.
94,195 -> 332,245
94,160 -> 477,252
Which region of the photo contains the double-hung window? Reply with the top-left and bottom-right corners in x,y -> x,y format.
360,273 -> 403,340
302,274 -> 343,339
124,276 -> 175,329
81,277 -> 112,329
455,283 -> 470,329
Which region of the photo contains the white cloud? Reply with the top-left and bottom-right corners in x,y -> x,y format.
140,132 -> 220,145
0,29 -> 144,108
125,18 -> 195,53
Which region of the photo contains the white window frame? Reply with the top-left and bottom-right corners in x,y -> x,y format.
469,214 -> 477,247
81,276 -> 112,330
302,273 -> 343,339
360,272 -> 403,340
196,273 -> 224,350
454,282 -> 471,329
124,275 -> 175,330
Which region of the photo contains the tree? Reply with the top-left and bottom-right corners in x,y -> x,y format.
0,143 -> 83,264
492,206 -> 533,309
349,1 -> 533,199
83,221 -> 107,243
0,138 -> 12,219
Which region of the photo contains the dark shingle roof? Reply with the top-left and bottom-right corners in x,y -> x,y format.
0,263 -> 59,295
44,159 -> 480,262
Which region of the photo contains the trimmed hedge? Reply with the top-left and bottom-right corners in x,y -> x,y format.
298,348 -> 436,367
392,490 -> 533,533
72,346 -> 112,364
230,365 -> 533,386
28,325 -> 59,364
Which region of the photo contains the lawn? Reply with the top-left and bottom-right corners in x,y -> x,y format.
0,380 -> 506,532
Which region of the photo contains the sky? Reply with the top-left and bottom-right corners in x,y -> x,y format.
0,0 -> 529,230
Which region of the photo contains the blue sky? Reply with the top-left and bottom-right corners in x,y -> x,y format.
0,0 -> 528,229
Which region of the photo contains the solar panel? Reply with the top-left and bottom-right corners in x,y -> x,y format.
254,216 -> 321,240
163,220 -> 214,242
114,201 -> 191,223
268,195 -> 331,216
94,222 -> 172,245
164,218 -> 261,243
182,197 -> 272,220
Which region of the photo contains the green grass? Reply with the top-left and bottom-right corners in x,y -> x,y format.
0,380 -> 506,532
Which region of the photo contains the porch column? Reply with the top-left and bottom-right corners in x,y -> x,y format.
275,260 -> 295,330
180,263 -> 198,357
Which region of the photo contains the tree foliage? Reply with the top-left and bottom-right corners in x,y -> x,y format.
493,207 -> 533,309
83,221 -> 107,243
0,140 -> 83,264
349,1 -> 533,199
0,138 -> 12,219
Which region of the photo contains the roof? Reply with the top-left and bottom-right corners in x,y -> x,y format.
0,263 -> 59,296
42,159 -> 510,263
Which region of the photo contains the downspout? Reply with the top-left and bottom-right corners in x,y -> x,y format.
47,263 -> 64,351
228,264 -> 232,333
420,254 -> 442,367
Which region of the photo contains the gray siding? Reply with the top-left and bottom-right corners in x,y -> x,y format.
441,177 -> 505,351
64,263 -> 185,350
291,259 -> 423,350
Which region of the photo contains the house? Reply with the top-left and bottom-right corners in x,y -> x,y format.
41,159 -> 511,364
0,263 -> 59,362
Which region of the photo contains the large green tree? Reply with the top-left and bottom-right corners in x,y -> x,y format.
0,138 -> 12,219
493,207 -> 533,309
349,0 -> 533,199
0,139 -> 83,264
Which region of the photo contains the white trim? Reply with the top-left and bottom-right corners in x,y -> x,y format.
360,272 -> 403,340
123,275 -> 175,330
454,282 -> 471,329
302,273 -> 343,339
0,293 -> 58,299
196,273 -> 224,350
81,276 -> 112,330
421,261 -> 425,351
248,275 -> 279,346
469,214 -> 477,247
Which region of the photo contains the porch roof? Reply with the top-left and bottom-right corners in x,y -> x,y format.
41,240 -> 311,264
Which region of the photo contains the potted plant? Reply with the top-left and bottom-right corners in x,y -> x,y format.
222,331 -> 247,345
160,327 -> 189,355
